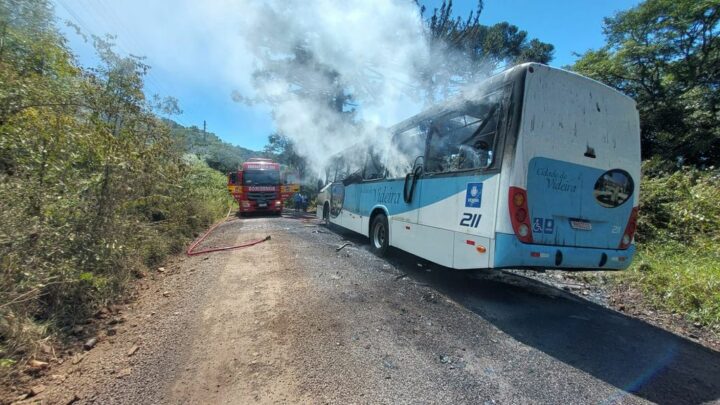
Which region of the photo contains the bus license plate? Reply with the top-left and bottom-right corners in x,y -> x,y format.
258,202 -> 267,207
570,219 -> 592,231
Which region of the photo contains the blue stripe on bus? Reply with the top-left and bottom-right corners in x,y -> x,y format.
342,174 -> 496,217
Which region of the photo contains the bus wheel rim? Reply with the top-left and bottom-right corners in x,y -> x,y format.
373,222 -> 385,248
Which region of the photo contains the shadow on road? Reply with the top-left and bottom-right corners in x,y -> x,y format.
329,226 -> 720,405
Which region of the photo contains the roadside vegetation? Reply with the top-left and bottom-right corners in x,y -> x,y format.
572,0 -> 720,329
627,166 -> 720,328
166,119 -> 262,174
0,0 -> 231,371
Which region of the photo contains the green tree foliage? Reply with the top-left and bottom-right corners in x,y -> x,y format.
243,0 -> 554,179
572,0 -> 720,166
264,133 -> 307,178
421,1 -> 554,96
164,119 -> 262,174
0,0 -> 230,362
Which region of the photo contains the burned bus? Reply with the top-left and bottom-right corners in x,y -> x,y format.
317,63 -> 640,271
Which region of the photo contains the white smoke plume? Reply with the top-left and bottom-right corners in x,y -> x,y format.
224,0 -> 438,180
93,0 -> 495,180
57,0 -> 500,175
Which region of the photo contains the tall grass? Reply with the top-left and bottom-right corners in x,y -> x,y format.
626,165 -> 720,329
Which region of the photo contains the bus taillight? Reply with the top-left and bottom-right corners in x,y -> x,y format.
509,187 -> 533,244
619,206 -> 639,249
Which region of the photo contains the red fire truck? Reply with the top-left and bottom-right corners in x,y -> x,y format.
227,158 -> 299,215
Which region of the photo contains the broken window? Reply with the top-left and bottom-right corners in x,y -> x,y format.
389,123 -> 428,177
363,151 -> 386,180
425,92 -> 502,174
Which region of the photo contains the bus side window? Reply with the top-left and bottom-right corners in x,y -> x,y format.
333,151 -> 364,184
229,172 -> 237,185
363,152 -> 386,180
390,125 -> 427,177
331,157 -> 344,182
425,93 -> 502,174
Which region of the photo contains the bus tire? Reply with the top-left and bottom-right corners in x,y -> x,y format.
370,213 -> 389,256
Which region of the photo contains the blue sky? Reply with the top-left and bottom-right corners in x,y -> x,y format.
53,0 -> 639,151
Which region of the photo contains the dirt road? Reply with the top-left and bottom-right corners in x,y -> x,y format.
27,214 -> 720,404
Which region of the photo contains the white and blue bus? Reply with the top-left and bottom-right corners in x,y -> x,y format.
317,63 -> 640,271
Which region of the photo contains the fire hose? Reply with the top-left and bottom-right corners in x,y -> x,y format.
186,209 -> 271,256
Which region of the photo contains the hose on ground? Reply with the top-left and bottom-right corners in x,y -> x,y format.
186,209 -> 271,256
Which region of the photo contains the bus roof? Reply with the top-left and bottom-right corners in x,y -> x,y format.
389,63 -> 635,134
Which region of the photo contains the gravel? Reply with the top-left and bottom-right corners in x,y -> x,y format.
23,213 -> 720,405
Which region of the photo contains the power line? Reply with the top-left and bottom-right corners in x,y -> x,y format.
55,0 -> 173,98
80,0 -> 171,97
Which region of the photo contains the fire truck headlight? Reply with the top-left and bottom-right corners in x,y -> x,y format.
241,201 -> 251,208
275,200 -> 282,206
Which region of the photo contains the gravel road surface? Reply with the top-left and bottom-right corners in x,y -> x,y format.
27,214 -> 720,404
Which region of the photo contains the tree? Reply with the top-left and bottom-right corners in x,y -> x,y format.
264,132 -> 307,178
421,1 -> 554,98
0,0 -> 231,362
165,119 -> 261,173
572,0 -> 720,167
239,0 -> 554,179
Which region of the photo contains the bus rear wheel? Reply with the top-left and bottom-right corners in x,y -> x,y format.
370,213 -> 389,256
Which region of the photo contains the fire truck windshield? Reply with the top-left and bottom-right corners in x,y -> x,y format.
243,169 -> 280,186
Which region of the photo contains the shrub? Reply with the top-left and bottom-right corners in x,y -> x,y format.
0,0 -> 231,366
627,165 -> 720,328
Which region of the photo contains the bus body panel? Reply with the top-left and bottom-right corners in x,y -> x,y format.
392,221 -> 456,267
453,232 -> 493,269
340,185 -> 363,233
332,174 -> 500,268
509,65 -> 640,252
416,174 -> 499,238
526,157 -> 633,249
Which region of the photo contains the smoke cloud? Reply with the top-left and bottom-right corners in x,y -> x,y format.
60,0 -> 496,179
225,0 -> 431,179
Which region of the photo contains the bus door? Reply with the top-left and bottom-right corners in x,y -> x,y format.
341,174 -> 363,234
329,156 -> 363,233
387,125 -> 426,254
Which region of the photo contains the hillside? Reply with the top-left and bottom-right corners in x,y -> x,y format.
164,119 -> 263,173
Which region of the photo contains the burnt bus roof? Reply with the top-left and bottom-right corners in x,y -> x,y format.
389,63 -> 635,135
389,63 -> 531,134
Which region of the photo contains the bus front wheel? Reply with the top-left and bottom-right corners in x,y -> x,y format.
370,213 -> 389,256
